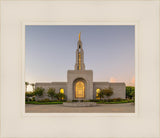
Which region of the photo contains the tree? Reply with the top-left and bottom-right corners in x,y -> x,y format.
54,93 -> 66,101
25,82 -> 29,92
34,87 -> 44,97
47,88 -> 55,100
130,91 -> 135,101
59,93 -> 66,101
30,83 -> 35,91
97,90 -> 105,100
101,87 -> 114,99
126,86 -> 135,99
25,92 -> 35,97
25,91 -> 35,102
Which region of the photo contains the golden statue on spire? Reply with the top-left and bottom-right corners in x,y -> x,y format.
79,32 -> 81,40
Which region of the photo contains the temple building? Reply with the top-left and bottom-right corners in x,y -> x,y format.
35,33 -> 126,101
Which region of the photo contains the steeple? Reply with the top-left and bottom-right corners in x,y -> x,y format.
74,33 -> 85,70
79,32 -> 81,41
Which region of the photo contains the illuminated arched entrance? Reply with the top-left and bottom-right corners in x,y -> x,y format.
75,81 -> 85,98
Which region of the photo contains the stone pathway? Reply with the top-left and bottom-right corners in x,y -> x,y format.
25,103 -> 135,113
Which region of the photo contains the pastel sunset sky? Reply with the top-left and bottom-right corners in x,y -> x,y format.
25,25 -> 135,90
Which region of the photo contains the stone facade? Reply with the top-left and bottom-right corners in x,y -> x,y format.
35,82 -> 67,101
35,33 -> 126,101
93,82 -> 126,99
67,70 -> 93,101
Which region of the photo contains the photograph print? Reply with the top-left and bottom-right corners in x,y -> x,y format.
25,25 -> 135,113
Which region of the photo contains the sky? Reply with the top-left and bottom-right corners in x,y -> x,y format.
25,25 -> 135,91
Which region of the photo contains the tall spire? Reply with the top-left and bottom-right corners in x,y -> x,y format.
79,32 -> 81,41
74,33 -> 85,70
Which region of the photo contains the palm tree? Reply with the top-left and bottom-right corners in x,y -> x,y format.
30,83 -> 35,91
25,82 -> 29,92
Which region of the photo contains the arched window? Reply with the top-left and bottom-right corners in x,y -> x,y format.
96,88 -> 101,99
75,81 -> 85,98
59,88 -> 64,100
59,88 -> 64,94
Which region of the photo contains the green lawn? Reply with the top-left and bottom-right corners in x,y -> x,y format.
96,100 -> 134,104
25,99 -> 134,105
26,101 -> 63,104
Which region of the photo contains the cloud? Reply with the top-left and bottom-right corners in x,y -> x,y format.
110,77 -> 116,82
131,76 -> 135,85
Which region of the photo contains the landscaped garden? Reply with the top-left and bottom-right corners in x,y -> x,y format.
25,85 -> 135,105
26,99 -> 134,105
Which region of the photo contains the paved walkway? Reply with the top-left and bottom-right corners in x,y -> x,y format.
25,103 -> 135,113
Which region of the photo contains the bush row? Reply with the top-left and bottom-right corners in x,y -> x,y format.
37,98 -> 66,102
25,97 -> 35,102
71,98 -> 133,103
26,101 -> 63,104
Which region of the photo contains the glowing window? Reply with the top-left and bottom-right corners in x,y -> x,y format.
60,88 -> 64,94
60,88 -> 64,100
75,81 -> 85,98
78,53 -> 81,70
96,88 -> 101,99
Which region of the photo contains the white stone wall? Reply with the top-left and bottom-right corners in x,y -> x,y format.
109,83 -> 126,99
93,82 -> 126,99
93,82 -> 110,99
35,82 -> 67,101
35,81 -> 126,101
67,70 -> 93,101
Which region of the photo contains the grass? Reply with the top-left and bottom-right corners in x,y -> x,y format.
96,99 -> 134,104
26,99 -> 134,104
26,101 -> 63,104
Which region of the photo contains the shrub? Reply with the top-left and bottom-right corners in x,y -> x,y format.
83,100 -> 90,102
97,91 -> 105,100
38,98 -> 51,102
96,88 -> 114,100
32,97 -> 35,101
105,98 -> 123,102
25,97 -> 28,102
26,101 -> 63,104
29,98 -> 32,102
72,100 -> 78,102
71,100 -> 86,102
47,88 -> 55,100
54,93 -> 66,101
126,86 -> 135,99
89,99 -> 101,102
62,100 -> 67,102
107,99 -> 113,102
113,98 -> 122,102
130,91 -> 135,103
25,92 -> 35,102
34,87 -> 44,96
96,99 -> 134,104
25,91 -> 35,97
102,87 -> 113,98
